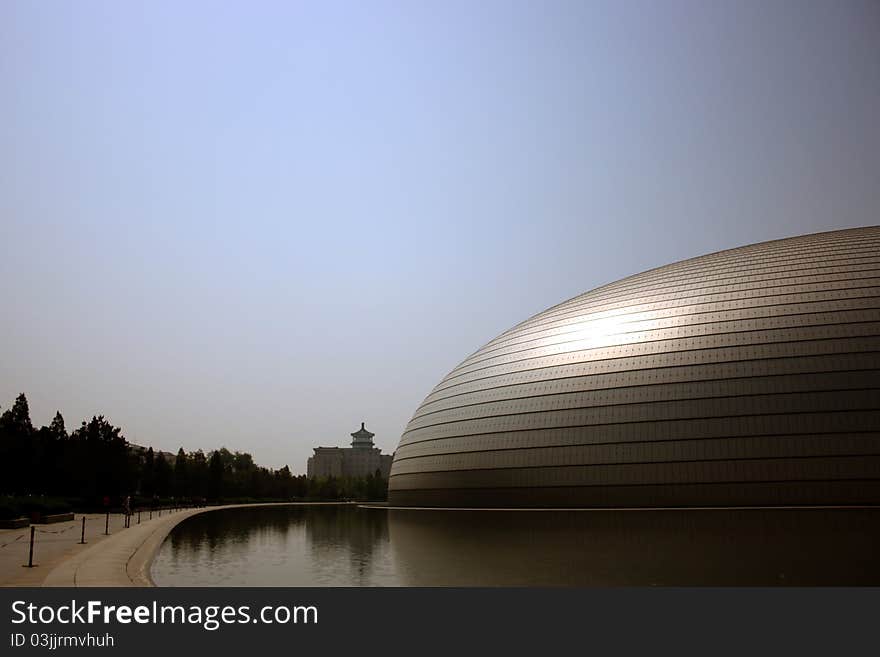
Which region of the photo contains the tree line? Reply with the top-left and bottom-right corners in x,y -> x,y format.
0,393 -> 388,506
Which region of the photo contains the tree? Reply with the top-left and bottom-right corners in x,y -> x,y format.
188,450 -> 209,498
0,393 -> 34,434
0,393 -> 35,494
174,448 -> 189,497
34,411 -> 68,495
153,453 -> 172,497
68,415 -> 130,501
48,411 -> 66,439
208,450 -> 225,500
141,447 -> 156,497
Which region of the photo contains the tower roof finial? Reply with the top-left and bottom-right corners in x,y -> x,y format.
351,421 -> 375,447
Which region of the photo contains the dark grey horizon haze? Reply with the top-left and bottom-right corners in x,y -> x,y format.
2,1 -> 878,471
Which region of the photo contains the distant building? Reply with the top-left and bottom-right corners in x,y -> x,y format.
307,423 -> 393,479
128,443 -> 177,464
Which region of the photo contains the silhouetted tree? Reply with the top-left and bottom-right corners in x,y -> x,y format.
0,394 -> 35,494
68,415 -> 130,501
188,449 -> 209,498
153,453 -> 172,497
48,411 -> 66,437
141,447 -> 156,497
173,448 -> 189,497
34,411 -> 68,494
208,450 -> 225,499
0,393 -> 34,433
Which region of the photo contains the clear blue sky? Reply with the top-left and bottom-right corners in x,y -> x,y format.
2,1 -> 878,470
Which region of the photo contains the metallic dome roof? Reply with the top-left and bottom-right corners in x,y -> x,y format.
389,227 -> 880,507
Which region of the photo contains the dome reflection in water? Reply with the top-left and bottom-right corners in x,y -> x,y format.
150,505 -> 879,586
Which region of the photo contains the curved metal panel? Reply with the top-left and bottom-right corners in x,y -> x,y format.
388,227 -> 880,507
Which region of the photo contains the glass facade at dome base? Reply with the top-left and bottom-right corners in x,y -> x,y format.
389,227 -> 880,508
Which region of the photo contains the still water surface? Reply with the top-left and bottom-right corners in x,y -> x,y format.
151,504 -> 880,586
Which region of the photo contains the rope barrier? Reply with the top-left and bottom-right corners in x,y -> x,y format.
0,514 -> 115,547
34,524 -> 77,535
0,533 -> 27,549
3,507 -> 192,562
1,507 -> 189,548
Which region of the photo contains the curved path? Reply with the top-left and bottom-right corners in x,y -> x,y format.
42,503 -> 351,587
42,507 -> 207,587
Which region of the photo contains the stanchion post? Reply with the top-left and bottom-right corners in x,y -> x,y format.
80,516 -> 86,544
26,526 -> 35,567
105,511 -> 109,535
138,511 -> 141,524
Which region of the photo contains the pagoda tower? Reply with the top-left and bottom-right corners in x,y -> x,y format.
350,422 -> 375,449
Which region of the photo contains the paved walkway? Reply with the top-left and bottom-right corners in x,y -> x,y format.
42,507 -> 209,587
1,502 -> 354,587
0,508 -> 210,587
0,511 -> 147,587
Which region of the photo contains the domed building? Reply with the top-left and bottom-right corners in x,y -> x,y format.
388,227 -> 880,507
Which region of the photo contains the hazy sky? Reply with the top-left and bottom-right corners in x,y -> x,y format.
2,1 -> 878,470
